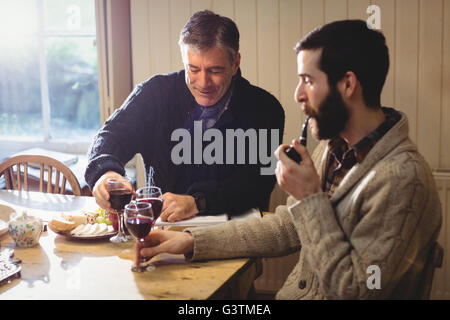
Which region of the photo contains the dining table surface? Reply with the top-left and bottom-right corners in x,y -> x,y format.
0,190 -> 261,300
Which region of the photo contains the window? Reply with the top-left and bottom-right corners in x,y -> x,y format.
0,0 -> 100,149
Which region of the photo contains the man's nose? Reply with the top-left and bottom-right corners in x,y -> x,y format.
294,82 -> 307,103
197,71 -> 211,88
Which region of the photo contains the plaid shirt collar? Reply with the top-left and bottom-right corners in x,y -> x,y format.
328,107 -> 402,165
323,107 -> 401,196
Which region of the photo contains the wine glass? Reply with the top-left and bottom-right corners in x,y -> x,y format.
136,186 -> 163,221
124,201 -> 154,272
107,176 -> 134,243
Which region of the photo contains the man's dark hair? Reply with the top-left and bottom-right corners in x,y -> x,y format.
179,10 -> 240,62
295,20 -> 389,108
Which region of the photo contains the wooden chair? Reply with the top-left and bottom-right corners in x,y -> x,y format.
0,155 -> 82,196
418,241 -> 444,299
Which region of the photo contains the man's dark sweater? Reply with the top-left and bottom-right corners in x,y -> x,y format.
85,69 -> 285,216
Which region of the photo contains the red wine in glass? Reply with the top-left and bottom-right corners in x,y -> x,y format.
137,198 -> 163,219
126,216 -> 154,239
136,186 -> 163,219
109,189 -> 133,211
124,201 -> 154,273
107,177 -> 134,243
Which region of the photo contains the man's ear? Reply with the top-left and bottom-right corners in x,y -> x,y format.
232,52 -> 241,75
339,71 -> 358,99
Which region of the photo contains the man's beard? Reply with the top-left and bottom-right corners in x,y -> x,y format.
306,85 -> 349,140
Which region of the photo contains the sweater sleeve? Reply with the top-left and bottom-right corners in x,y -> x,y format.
288,156 -> 442,299
84,80 -> 160,190
186,199 -> 300,261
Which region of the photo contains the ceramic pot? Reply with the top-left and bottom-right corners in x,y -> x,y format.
8,210 -> 43,247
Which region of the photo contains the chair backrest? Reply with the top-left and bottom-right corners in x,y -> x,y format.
418,241 -> 444,299
0,155 -> 82,196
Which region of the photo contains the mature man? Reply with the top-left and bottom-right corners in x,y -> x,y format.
85,11 -> 284,222
137,20 -> 442,299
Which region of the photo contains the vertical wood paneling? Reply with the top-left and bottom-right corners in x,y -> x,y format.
130,0 -> 450,168
395,0 -> 419,143
442,0 -> 450,168
348,0 -> 370,20
170,0 -> 191,71
190,0 -> 211,14
256,0 -> 280,97
373,0 -> 395,107
211,0 -> 234,18
235,0 -> 258,84
130,0 -> 150,86
325,0 -> 347,23
148,0 -> 171,76
302,0 -> 324,38
417,0 -> 443,168
280,0 -> 302,143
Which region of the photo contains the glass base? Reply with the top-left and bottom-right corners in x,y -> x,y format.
131,263 -> 155,273
110,233 -> 133,243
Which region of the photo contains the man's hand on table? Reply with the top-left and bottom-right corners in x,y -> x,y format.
159,193 -> 199,222
136,229 -> 194,265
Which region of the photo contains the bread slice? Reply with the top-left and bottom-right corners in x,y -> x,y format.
49,217 -> 76,232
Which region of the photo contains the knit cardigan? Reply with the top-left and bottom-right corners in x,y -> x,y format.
187,110 -> 442,299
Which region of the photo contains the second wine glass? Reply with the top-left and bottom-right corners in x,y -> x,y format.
136,186 -> 163,221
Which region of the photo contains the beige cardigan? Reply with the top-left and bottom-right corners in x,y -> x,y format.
187,111 -> 442,299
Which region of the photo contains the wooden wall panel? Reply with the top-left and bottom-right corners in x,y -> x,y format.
302,0 -> 324,37
256,0 -> 280,98
348,0 -> 370,20
395,0 -> 419,143
417,0 -> 443,169
130,0 -> 151,85
211,0 -> 235,18
325,0 -> 347,23
130,0 -> 450,169
442,0 -> 450,168
373,0 -> 396,107
169,0 -> 191,71
148,0 -> 172,77
235,0 -> 258,84
190,0 -> 210,14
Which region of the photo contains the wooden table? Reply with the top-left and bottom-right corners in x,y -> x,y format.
0,190 -> 261,299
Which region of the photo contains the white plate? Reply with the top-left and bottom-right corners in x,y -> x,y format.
48,222 -> 116,240
52,229 -> 117,240
0,203 -> 16,236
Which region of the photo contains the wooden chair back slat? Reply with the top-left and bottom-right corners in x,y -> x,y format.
39,163 -> 44,192
0,155 -> 82,196
9,167 -> 16,190
47,165 -> 53,193
54,170 -> 60,194
16,164 -> 21,190
24,163 -> 29,191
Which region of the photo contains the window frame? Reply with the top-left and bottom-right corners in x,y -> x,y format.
0,0 -> 132,157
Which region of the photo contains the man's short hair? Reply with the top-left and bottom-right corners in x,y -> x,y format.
295,20 -> 389,108
179,10 -> 240,62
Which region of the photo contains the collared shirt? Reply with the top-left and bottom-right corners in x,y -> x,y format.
322,107 -> 401,197
192,84 -> 234,131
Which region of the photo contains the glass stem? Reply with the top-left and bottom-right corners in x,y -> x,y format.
117,210 -> 124,235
